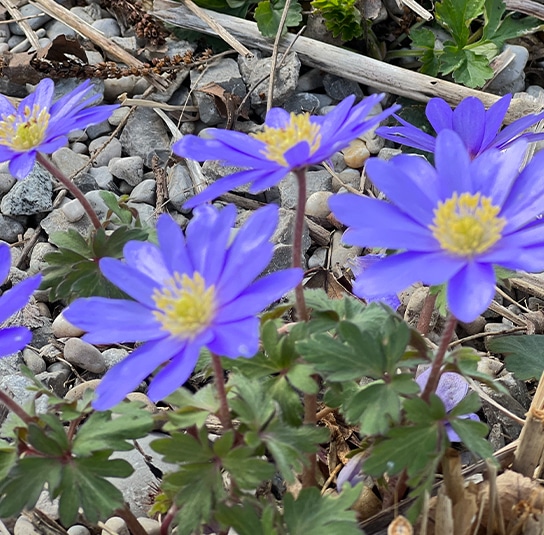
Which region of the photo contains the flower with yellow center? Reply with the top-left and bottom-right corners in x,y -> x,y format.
152,272 -> 216,340
0,105 -> 50,152
251,112 -> 322,167
329,130 -> 544,322
173,93 -> 400,209
430,192 -> 506,257
64,204 -> 303,410
0,78 -> 118,179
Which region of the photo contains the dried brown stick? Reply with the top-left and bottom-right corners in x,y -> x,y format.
29,0 -> 168,90
152,0 -> 543,123
504,0 -> 544,19
0,0 -> 40,49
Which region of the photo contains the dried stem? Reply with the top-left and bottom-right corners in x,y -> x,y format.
36,153 -> 102,230
114,505 -> 148,535
211,353 -> 233,430
421,314 -> 457,403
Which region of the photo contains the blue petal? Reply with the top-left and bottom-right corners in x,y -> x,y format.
0,274 -> 41,324
23,78 -> 54,112
426,98 -> 453,132
146,342 -> 200,401
122,240 -> 171,284
376,116 -> 436,153
99,257 -> 162,308
265,107 -> 291,128
493,109 -> 544,150
218,268 -> 302,322
434,131 -> 472,196
452,97 -> 485,156
208,315 -> 260,358
9,153 -> 36,180
480,94 -> 511,150
156,214 -> 192,275
0,326 -> 32,357
0,243 -> 11,284
65,298 -> 164,344
354,251 -> 464,296
447,262 -> 496,322
92,336 -> 183,410
216,204 -> 278,303
284,141 -> 311,168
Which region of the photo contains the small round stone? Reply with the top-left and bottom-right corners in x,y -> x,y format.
52,312 -> 85,338
67,525 -> 91,535
64,379 -> 101,402
102,517 -> 128,535
63,337 -> 106,373
305,191 -> 333,218
342,139 -> 370,168
136,517 -> 161,535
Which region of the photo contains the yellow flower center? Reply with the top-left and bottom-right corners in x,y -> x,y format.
251,112 -> 322,166
0,104 -> 50,151
152,272 -> 216,340
430,192 -> 506,257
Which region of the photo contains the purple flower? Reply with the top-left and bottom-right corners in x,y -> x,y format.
0,244 -> 41,356
336,453 -> 365,491
0,78 -> 118,179
328,130 -> 544,322
415,368 -> 479,442
377,94 -> 544,159
173,95 -> 399,208
347,254 -> 401,310
64,204 -> 302,410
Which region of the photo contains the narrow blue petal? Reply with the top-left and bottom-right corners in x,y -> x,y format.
500,150 -> 544,230
0,326 -> 32,357
186,204 -> 235,284
265,107 -> 291,128
218,268 -> 302,322
216,204 -> 278,302
92,336 -> 182,410
389,154 -> 440,206
0,95 -> 16,117
447,262 -> 496,322
426,98 -> 453,132
146,342 -> 200,401
376,116 -> 436,152
208,315 -> 260,358
156,214 -> 192,275
434,131 -> 472,196
355,251 -> 464,296
183,168 -> 271,209
9,153 -> 36,180
247,167 -> 289,193
65,298 -> 163,344
121,241 -> 171,285
99,257 -> 162,308
23,78 -> 54,112
480,94 -> 511,150
493,110 -> 544,150
452,97 -> 485,156
0,243 -> 11,284
284,141 -> 311,168
35,137 -> 69,154
365,157 -> 436,225
329,194 -> 437,251
0,274 -> 41,324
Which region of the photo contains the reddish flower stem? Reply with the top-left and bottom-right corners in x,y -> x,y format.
211,352 -> 233,430
0,390 -> 33,425
421,314 -> 457,403
36,153 -> 102,230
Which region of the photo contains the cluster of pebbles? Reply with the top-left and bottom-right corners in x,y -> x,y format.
0,0 -> 543,532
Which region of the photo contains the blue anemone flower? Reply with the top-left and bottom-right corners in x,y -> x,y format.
173,94 -> 399,208
0,78 -> 118,179
329,130 -> 544,322
64,204 -> 302,410
0,244 -> 41,356
377,94 -> 544,159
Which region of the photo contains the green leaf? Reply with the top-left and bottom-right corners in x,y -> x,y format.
287,364 -> 319,394
163,385 -> 220,429
72,405 -> 153,456
487,335 -> 544,380
448,391 -> 481,418
409,27 -> 441,77
283,486 -> 362,535
151,429 -> 212,464
343,381 -> 402,435
310,0 -> 362,42
435,0 -> 485,46
223,447 -> 275,489
449,418 -> 493,459
216,500 -> 279,535
254,0 -> 302,38
441,46 -> 494,88
261,421 -> 329,483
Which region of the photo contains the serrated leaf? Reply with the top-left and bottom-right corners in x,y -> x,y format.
311,0 -> 362,42
49,228 -> 92,254
287,364 -> 319,394
410,27 -> 441,77
216,500 -> 279,535
72,407 -> 153,456
223,447 -> 275,489
254,0 -> 302,38
443,46 -> 494,88
487,335 -> 544,380
283,486 -> 362,535
343,381 -> 402,435
151,429 -> 212,464
163,385 -> 220,429
436,0 -> 485,46
449,418 -> 492,459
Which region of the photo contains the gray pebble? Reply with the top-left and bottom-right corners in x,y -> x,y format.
89,136 -> 122,167
278,169 -> 332,209
67,526 -> 91,535
14,516 -> 40,535
89,166 -> 116,190
168,164 -> 194,212
9,4 -> 50,34
51,147 -> 90,178
109,156 -> 144,186
29,242 -> 56,274
137,517 -> 161,535
86,120 -> 113,140
130,179 -> 156,204
102,517 -> 128,535
486,44 -> 528,96
92,18 -> 121,37
52,311 -> 86,338
45,20 -> 76,40
101,347 -> 129,370
61,198 -> 86,222
0,214 -> 24,243
305,191 -> 332,218
63,337 -> 106,373
1,164 -> 53,216
308,246 -> 328,269
22,347 -> 46,374
64,379 -> 101,402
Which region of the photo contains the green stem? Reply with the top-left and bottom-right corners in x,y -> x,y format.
293,168 -> 308,322
421,314 -> 457,403
211,353 -> 233,430
0,389 -> 34,425
36,153 -> 102,230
